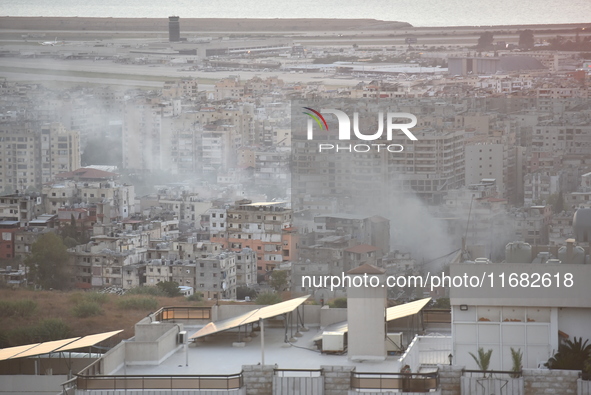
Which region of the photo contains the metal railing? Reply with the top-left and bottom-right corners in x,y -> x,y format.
462,369 -> 523,378
350,371 -> 439,392
61,376 -> 77,395
274,368 -> 324,377
274,369 -> 324,395
153,306 -> 211,321
75,372 -> 243,390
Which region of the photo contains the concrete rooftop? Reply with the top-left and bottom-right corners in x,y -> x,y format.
114,325 -> 408,375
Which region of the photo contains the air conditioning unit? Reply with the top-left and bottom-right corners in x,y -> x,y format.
386,332 -> 403,352
322,331 -> 345,353
178,331 -> 187,344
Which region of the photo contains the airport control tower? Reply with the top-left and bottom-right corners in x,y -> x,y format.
169,16 -> 180,42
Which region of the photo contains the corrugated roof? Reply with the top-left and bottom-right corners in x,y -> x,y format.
190,295 -> 309,339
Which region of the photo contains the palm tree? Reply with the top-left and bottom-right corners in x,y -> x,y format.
546,337 -> 591,370
469,348 -> 493,374
510,347 -> 523,378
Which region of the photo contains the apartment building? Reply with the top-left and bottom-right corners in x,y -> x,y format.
122,95 -> 177,171
0,193 -> 45,226
0,121 -> 80,193
214,77 -> 244,100
211,200 -> 295,274
42,167 -> 134,222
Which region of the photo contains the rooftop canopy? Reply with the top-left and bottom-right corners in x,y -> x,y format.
0,329 -> 123,361
190,295 -> 309,340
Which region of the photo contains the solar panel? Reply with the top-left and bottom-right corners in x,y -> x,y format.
0,330 -> 124,361
53,330 -> 123,353
7,337 -> 81,359
190,295 -> 310,339
0,343 -> 41,361
386,297 -> 431,322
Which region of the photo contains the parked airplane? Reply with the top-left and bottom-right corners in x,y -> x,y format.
39,37 -> 63,46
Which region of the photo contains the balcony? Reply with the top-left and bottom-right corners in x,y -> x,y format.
350,371 -> 438,392
71,372 -> 243,392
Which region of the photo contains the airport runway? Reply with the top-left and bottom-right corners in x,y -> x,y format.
0,57 -> 365,88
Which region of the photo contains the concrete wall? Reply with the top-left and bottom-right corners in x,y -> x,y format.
303,304 -> 321,326
135,320 -> 180,342
347,275 -> 387,361
439,365 -> 580,395
126,325 -> 181,365
0,374 -> 68,395
322,365 -> 353,395
242,364 -> 274,395
450,263 -> 591,308
438,365 -> 463,395
319,307 -> 347,327
217,305 -> 260,321
0,357 -> 98,375
523,368 -> 580,395
102,341 -> 126,375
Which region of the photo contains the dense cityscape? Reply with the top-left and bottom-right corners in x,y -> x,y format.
1,14 -> 591,395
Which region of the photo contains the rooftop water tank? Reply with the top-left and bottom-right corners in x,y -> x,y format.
558,245 -> 586,265
505,241 -> 532,263
573,208 -> 591,243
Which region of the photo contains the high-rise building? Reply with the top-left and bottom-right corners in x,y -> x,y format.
0,121 -> 80,193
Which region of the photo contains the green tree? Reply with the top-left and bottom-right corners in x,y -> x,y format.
477,32 -> 494,48
432,298 -> 450,309
519,30 -> 535,49
469,347 -> 493,373
236,285 -> 257,300
584,355 -> 591,380
35,318 -> 73,341
25,232 -> 71,290
546,337 -> 591,370
328,297 -> 347,308
510,347 -> 523,378
255,292 -> 282,305
269,270 -> 288,292
156,281 -> 182,297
